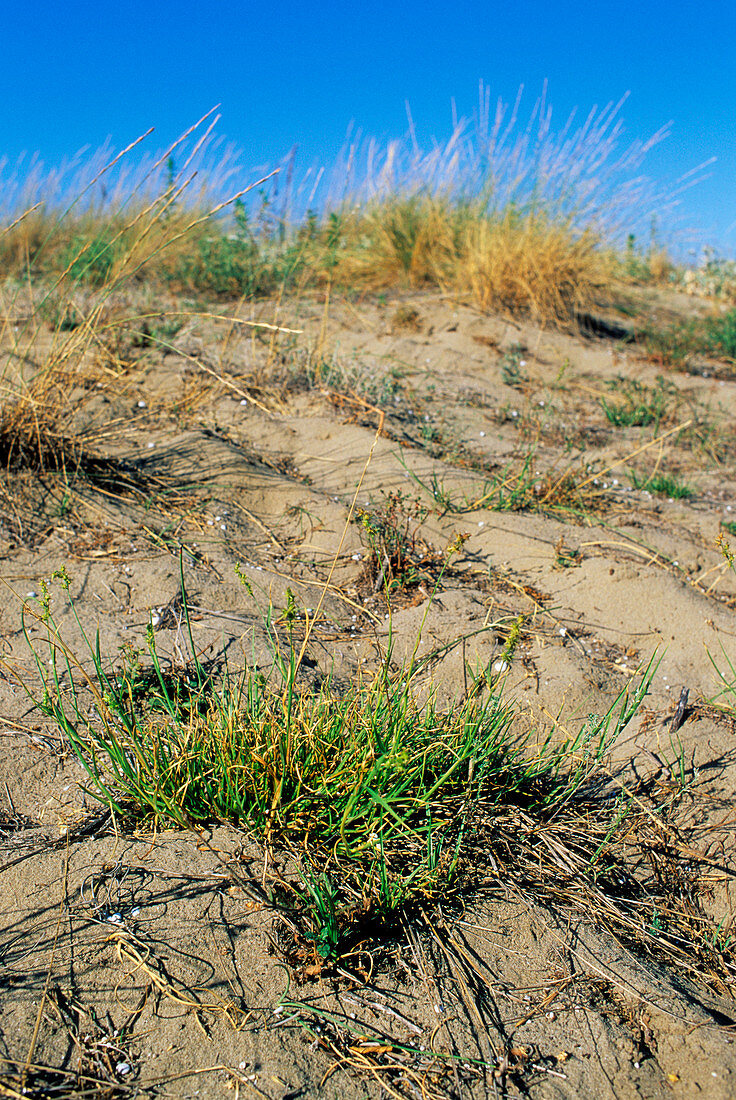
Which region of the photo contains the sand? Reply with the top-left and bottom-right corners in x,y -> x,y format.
0,285 -> 735,1097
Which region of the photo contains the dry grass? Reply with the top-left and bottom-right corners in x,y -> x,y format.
457,211 -> 610,322
307,197 -> 611,324
1,86 -> 685,330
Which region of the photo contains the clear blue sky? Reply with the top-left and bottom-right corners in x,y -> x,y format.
2,0 -> 735,250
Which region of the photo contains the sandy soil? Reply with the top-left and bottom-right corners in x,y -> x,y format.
1,286 -> 735,1098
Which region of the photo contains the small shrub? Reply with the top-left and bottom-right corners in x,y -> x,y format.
641,309 -> 736,368
640,318 -> 705,368
390,305 -> 423,331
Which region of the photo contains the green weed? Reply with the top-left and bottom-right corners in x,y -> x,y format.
355,490 -> 443,595
600,375 -> 677,430
631,471 -> 694,498
641,309 -> 736,369
640,318 -> 705,369
404,451 -> 604,519
61,229 -> 125,286
703,308 -> 736,360
500,343 -> 529,390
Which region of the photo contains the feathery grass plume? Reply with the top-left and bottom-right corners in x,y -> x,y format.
1,85 -> 706,324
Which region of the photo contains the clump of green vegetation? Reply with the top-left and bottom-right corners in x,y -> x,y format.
703,309 -> 736,360
13,564 -> 658,960
287,350 -> 403,409
640,308 -> 736,369
61,228 -> 126,286
408,451 -> 607,520
500,343 -> 529,389
620,232 -> 673,285
165,198 -> 309,298
355,490 -> 444,594
631,470 -> 694,498
640,317 -> 705,369
600,375 -> 677,430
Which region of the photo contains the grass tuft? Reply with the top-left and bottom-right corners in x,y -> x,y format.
631,470 -> 694,498
13,563 -> 657,959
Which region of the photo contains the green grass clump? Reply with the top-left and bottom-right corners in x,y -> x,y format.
641,309 -> 736,369
15,564 -> 653,957
500,343 -> 530,389
407,451 -> 606,520
640,318 -> 706,369
631,471 -> 694,498
703,309 -> 736,360
600,375 -> 676,430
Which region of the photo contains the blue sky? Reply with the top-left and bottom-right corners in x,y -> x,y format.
2,0 -> 735,250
